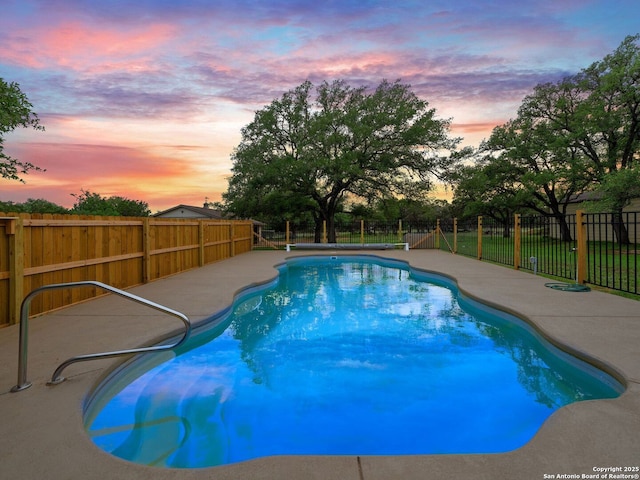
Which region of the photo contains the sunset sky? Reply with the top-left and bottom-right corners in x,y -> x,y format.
1,0 -> 639,213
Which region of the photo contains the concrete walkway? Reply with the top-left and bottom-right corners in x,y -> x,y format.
1,250 -> 638,479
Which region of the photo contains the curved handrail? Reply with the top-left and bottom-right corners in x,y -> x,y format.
11,281 -> 191,392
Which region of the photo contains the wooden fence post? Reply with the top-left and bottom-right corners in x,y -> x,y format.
435,219 -> 440,249
360,220 -> 364,244
322,221 -> 327,243
576,210 -> 588,284
286,221 -> 290,244
8,217 -> 24,325
198,220 -> 205,266
230,222 -> 235,257
142,218 -> 151,283
477,216 -> 483,260
397,220 -> 403,243
514,214 -> 521,270
453,218 -> 458,254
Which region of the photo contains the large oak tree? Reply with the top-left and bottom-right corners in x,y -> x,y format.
224,79 -> 460,242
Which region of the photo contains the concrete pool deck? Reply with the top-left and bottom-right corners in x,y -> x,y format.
0,250 -> 638,480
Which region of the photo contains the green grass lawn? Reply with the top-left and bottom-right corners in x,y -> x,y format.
254,227 -> 638,297
442,231 -> 638,296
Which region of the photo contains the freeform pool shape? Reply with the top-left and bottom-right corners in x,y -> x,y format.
84,255 -> 624,468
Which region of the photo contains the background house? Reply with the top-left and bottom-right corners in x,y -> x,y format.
154,202 -> 267,245
562,192 -> 640,216
548,193 -> 639,243
153,203 -> 224,219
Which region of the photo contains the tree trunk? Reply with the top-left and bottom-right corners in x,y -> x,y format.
327,215 -> 337,243
502,219 -> 511,238
325,196 -> 340,243
313,218 -> 323,243
611,210 -> 630,245
555,213 -> 573,242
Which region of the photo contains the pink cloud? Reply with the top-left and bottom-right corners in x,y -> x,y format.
0,21 -> 177,71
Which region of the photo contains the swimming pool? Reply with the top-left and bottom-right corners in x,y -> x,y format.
84,255 -> 623,468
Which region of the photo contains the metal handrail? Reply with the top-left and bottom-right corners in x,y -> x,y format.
11,281 -> 191,392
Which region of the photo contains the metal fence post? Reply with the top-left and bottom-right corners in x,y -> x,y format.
514,214 -> 521,270
576,210 -> 587,284
477,216 -> 483,260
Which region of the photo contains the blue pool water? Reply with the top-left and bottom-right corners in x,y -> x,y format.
84,256 -> 623,468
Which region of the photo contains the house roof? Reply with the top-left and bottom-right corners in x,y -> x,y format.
153,204 -> 224,218
566,191 -> 603,203
153,204 -> 265,225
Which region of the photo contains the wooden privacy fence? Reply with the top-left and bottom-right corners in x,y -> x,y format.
0,213 -> 253,327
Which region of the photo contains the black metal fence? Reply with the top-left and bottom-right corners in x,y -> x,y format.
584,211 -> 638,294
480,216 -> 516,267
446,212 -> 638,296
256,211 -> 638,297
519,214 -> 578,281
